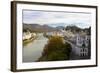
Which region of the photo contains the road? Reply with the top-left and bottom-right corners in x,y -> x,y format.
64,38 -> 81,60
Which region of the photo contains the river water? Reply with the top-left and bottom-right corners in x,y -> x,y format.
23,33 -> 48,62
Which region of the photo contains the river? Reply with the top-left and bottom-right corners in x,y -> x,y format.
23,33 -> 48,62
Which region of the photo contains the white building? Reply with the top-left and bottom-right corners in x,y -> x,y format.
71,33 -> 90,57
46,31 -> 64,37
75,34 -> 90,47
23,31 -> 36,40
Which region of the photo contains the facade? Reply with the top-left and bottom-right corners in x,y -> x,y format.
71,33 -> 90,57
23,31 -> 36,40
46,31 -> 64,37
76,34 -> 90,47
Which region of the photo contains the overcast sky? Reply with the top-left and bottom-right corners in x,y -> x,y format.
23,10 -> 91,28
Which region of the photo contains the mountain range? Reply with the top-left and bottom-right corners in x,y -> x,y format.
23,23 -> 90,35
23,23 -> 60,32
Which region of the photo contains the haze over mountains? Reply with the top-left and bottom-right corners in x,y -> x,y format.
23,23 -> 90,34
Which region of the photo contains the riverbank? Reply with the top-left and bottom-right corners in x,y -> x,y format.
23,33 -> 48,62
23,36 -> 37,46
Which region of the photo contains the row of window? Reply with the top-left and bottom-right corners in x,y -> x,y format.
80,48 -> 88,52
77,37 -> 89,41
80,53 -> 88,56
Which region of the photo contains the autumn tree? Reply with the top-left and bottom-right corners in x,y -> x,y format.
38,36 -> 72,61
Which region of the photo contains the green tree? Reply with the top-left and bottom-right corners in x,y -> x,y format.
38,36 -> 72,61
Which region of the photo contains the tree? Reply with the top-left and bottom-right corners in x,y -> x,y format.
38,36 -> 72,61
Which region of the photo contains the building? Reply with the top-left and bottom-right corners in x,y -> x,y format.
23,31 -> 36,40
71,33 -> 90,57
46,31 -> 64,37
75,34 -> 90,47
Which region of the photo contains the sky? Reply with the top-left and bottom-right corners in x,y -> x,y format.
23,10 -> 91,28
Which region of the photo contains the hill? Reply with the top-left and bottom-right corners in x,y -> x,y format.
23,23 -> 59,33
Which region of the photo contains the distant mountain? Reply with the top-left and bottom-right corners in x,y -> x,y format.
65,25 -> 91,35
83,27 -> 91,35
56,26 -> 65,30
66,25 -> 81,31
23,23 -> 59,33
48,23 -> 67,28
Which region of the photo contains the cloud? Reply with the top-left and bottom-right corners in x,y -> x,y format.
23,10 -> 91,28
